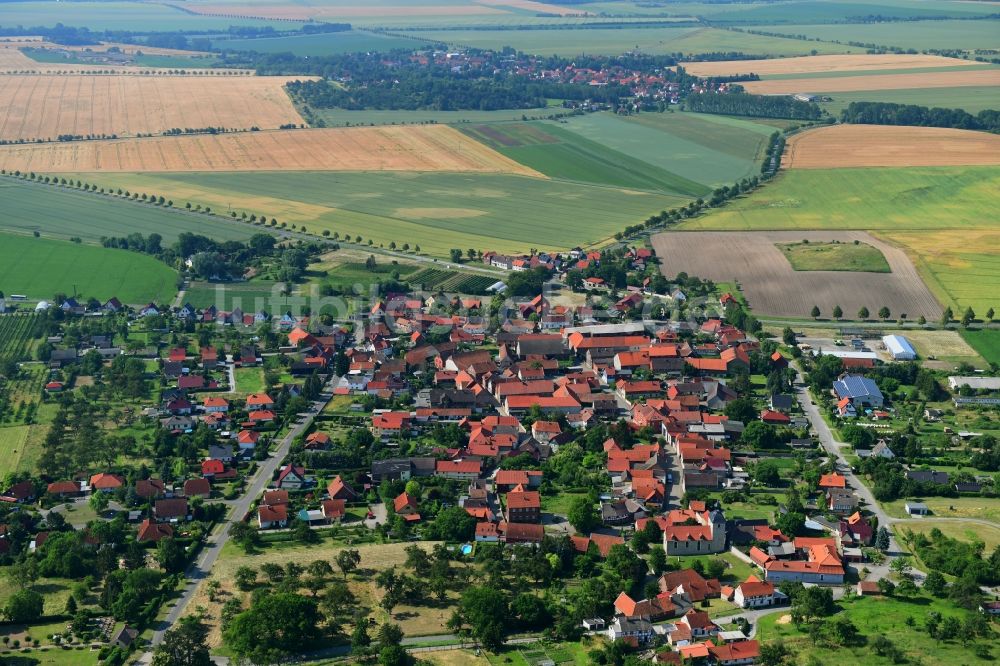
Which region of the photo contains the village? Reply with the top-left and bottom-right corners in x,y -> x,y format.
0,241 -> 997,666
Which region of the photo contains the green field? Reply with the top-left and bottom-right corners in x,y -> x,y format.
234,367 -> 266,395
399,25 -> 861,56
708,0 -> 996,23
567,111 -> 773,186
0,178 -> 259,245
212,29 -> 430,55
460,121 -> 709,195
756,19 -> 1000,50
960,329 -> 1000,366
21,48 -> 222,69
184,280 -> 284,311
0,233 -> 177,304
0,1 -> 302,30
883,497 -> 1000,523
679,167 -> 999,232
0,425 -> 31,477
819,86 -> 1000,116
779,241 -> 891,273
756,592 -> 996,665
896,519 -> 1000,552
68,171 -> 690,256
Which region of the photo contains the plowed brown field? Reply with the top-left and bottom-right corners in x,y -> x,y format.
683,54 -> 982,77
0,125 -> 541,175
0,75 -> 307,141
651,230 -> 942,319
740,69 -> 1000,94
784,125 -> 1000,169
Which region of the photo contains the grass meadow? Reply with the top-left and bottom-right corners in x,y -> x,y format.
0,233 -> 177,304
677,166 -> 1000,311
756,592 -> 996,665
307,106 -> 569,127
778,241 -> 891,273
960,329 -> 1000,366
0,178 -> 258,245
68,171 -> 690,256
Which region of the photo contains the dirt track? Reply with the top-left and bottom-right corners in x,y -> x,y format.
784,125 -> 1000,168
651,230 -> 942,319
682,54 -> 981,77
0,125 -> 541,176
740,69 -> 1000,94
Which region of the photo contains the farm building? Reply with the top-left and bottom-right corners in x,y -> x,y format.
948,376 -> 1000,391
882,335 -> 916,361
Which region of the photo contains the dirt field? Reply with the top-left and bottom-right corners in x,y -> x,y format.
740,69 -> 1000,94
682,54 -> 982,77
784,125 -> 1000,169
0,75 -> 307,141
0,125 -> 541,175
651,230 -> 942,319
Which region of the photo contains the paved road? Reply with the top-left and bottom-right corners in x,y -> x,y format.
143,376 -> 339,654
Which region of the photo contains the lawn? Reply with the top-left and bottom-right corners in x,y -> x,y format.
0,426 -> 31,477
0,578 -> 75,617
679,166 -> 1000,312
777,241 -> 891,273
0,233 -> 177,304
184,280 -> 285,311
234,367 -> 265,395
68,171 -> 690,257
756,592 -> 996,665
0,646 -> 100,665
895,519 -> 1000,552
211,30 -> 429,55
882,497 -> 1000,523
960,329 -> 1000,366
461,121 -> 708,196
540,491 -> 588,517
0,177 -> 258,245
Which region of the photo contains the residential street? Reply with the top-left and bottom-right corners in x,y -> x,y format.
139,375 -> 339,659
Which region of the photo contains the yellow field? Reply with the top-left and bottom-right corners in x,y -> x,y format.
741,69 -> 1000,94
895,329 -> 985,364
878,228 -> 1000,315
784,125 -> 1000,169
683,54 -> 982,77
0,75 -> 308,141
0,125 -> 541,175
187,540 -> 450,647
884,497 -> 1000,523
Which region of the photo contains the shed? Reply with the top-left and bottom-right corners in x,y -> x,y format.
904,502 -> 929,515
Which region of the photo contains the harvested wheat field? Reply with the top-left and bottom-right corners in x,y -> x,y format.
741,69 -> 1000,94
683,54 -> 982,77
652,230 -> 942,319
0,125 -> 541,175
784,125 -> 1000,169
0,75 -> 307,141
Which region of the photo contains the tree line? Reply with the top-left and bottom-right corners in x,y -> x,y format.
841,101 -> 1000,132
684,92 -> 824,119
